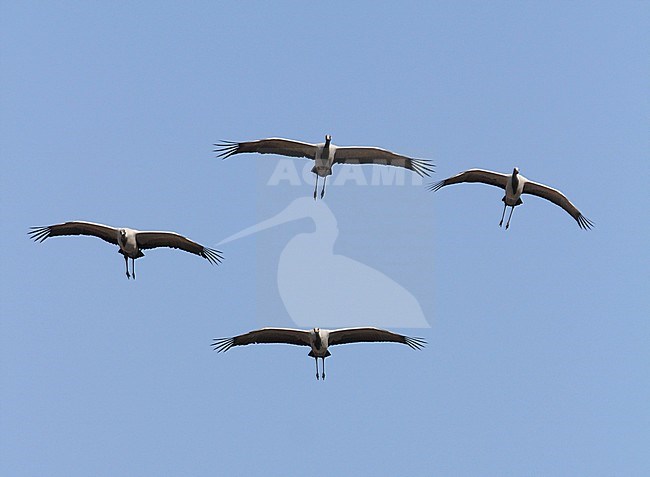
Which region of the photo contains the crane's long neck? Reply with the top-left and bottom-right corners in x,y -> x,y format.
511,171 -> 519,194
313,331 -> 322,350
322,136 -> 331,160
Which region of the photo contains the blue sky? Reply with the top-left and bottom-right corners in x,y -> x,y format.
2,1 -> 649,475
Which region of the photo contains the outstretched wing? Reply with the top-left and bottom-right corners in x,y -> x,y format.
522,181 -> 594,229
29,221 -> 118,245
334,146 -> 434,177
328,327 -> 426,350
212,328 -> 311,352
135,231 -> 223,264
428,169 -> 509,192
214,138 -> 318,160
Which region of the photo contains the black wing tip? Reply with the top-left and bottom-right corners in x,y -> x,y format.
427,180 -> 446,192
212,337 -> 234,353
28,226 -> 51,242
405,336 -> 427,350
410,158 -> 435,177
213,140 -> 240,159
202,248 -> 224,265
577,214 -> 595,230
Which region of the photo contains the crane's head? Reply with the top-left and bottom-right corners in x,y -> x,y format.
324,135 -> 332,145
119,228 -> 127,242
513,167 -> 519,175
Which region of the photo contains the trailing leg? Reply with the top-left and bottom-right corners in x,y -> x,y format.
506,206 -> 515,229
499,201 -> 507,227
320,176 -> 327,199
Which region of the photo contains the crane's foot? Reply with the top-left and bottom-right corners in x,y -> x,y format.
322,373 -> 325,380
499,220 -> 503,227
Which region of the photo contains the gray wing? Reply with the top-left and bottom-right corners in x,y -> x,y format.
214,138 -> 318,160
328,327 -> 426,350
212,328 -> 311,352
135,231 -> 223,264
522,181 -> 594,229
428,169 -> 509,192
29,221 -> 118,245
333,146 -> 434,177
